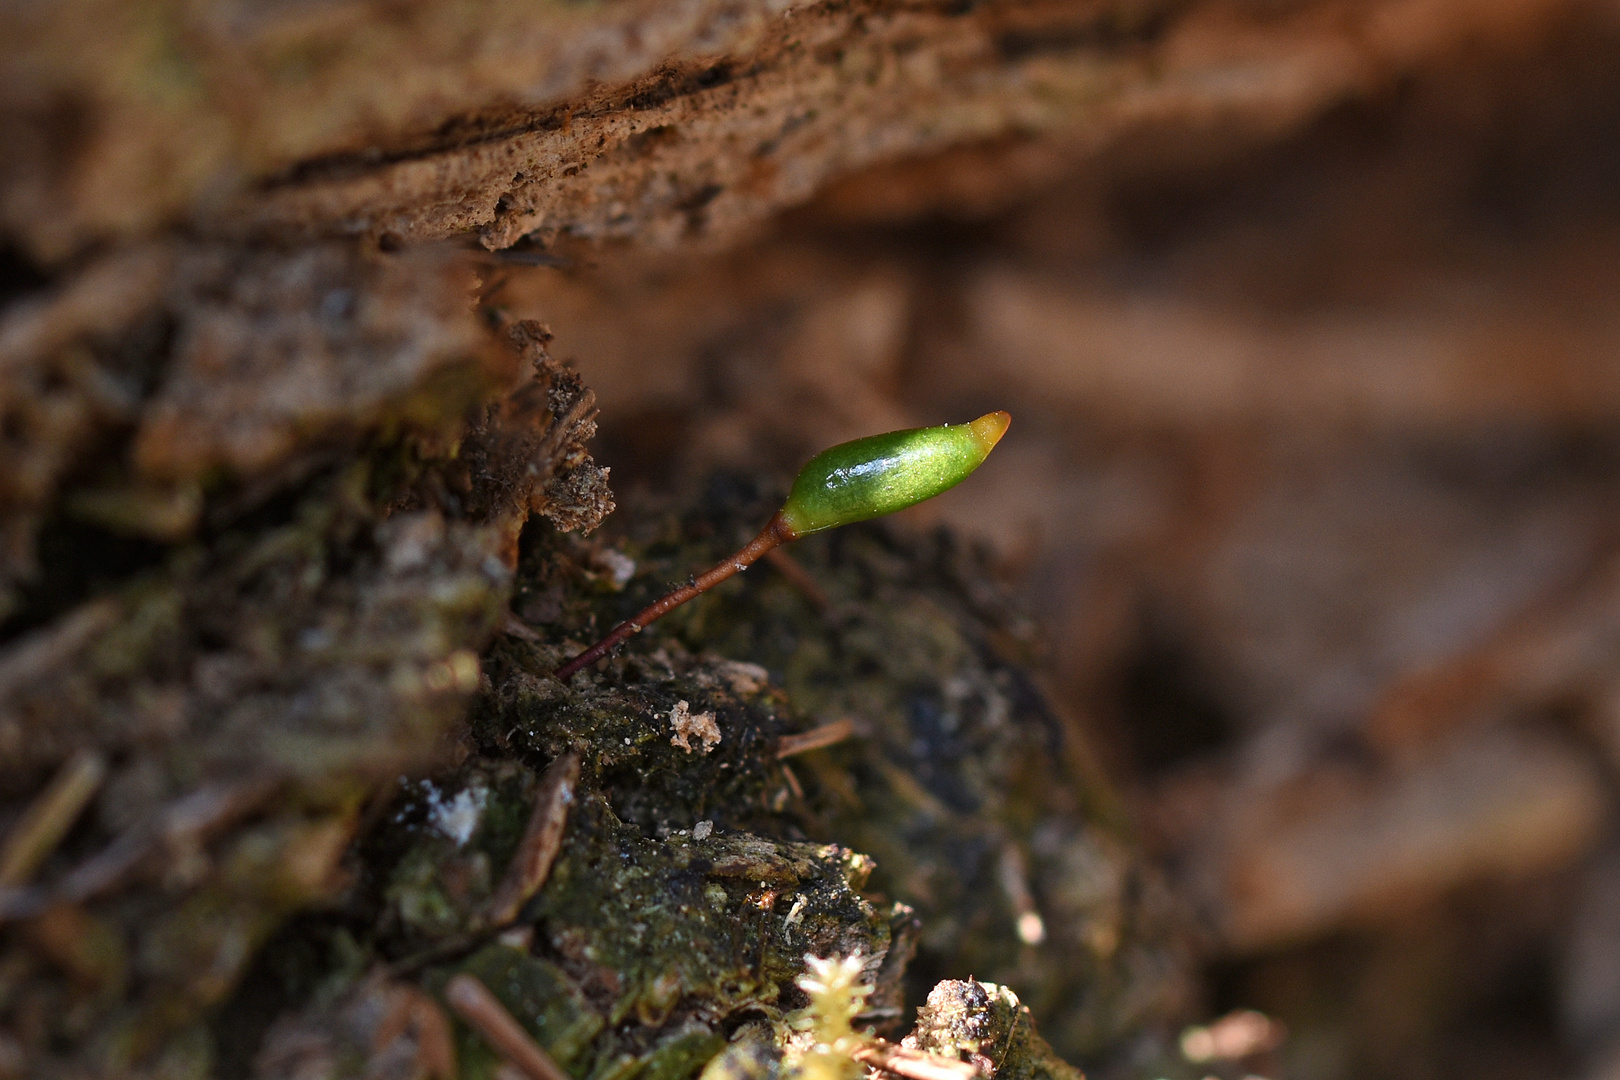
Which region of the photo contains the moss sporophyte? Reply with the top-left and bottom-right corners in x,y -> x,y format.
554,412 -> 1011,680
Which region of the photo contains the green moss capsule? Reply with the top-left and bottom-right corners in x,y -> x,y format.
778,411 -> 1011,539
555,411 -> 1010,680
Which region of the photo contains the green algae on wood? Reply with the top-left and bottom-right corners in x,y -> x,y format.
246,494 -> 1184,1080
371,756 -> 904,1080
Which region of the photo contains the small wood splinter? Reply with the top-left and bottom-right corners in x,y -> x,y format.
854,1042 -> 982,1080
776,718 -> 856,760
555,412 -> 1010,681
0,750 -> 107,889
481,752 -> 580,928
446,973 -> 572,1080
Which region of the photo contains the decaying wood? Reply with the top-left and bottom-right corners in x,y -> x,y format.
7,0 -> 1620,1078
481,752 -> 581,928
0,0 -> 1586,261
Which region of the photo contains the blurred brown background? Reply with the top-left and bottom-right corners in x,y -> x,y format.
491,13 -> 1620,1080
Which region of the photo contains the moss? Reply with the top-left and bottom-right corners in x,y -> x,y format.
356,722 -> 907,1075
381,760 -> 554,942
282,482 -> 1184,1080
907,981 -> 1084,1080
0,282 -> 1186,1077
523,791 -> 895,1017
635,1022 -> 730,1080
508,479 -> 1189,1062
700,1028 -> 782,1080
440,945 -> 605,1078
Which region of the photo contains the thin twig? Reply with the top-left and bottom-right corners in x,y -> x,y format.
779,761 -> 804,801
446,973 -> 572,1080
372,982 -> 458,1080
409,987 -> 459,1080
555,513 -> 792,680
776,718 -> 856,760
476,270 -> 514,305
388,754 -> 580,976
853,1043 -> 980,1080
0,599 -> 118,698
764,547 -> 830,609
0,750 -> 107,887
386,933 -> 479,978
502,611 -> 541,642
56,776 -> 280,902
491,251 -> 574,268
482,753 -> 579,927
0,775 -> 280,925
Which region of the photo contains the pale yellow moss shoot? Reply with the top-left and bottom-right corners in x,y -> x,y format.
787,954 -> 875,1080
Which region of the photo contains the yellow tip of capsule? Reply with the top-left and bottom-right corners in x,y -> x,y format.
968,410 -> 1011,455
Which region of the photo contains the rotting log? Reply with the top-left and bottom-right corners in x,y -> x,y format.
0,0 -> 1585,260
0,0 -> 1601,1077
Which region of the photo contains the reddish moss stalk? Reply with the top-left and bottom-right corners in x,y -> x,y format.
554,513 -> 795,680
